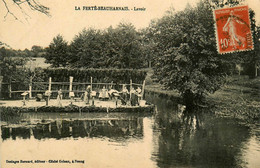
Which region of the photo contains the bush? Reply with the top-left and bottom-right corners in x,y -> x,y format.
35,68 -> 147,84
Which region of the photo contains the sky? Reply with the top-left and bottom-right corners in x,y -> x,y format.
0,0 -> 259,50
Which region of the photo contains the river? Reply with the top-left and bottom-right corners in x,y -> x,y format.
1,92 -> 259,168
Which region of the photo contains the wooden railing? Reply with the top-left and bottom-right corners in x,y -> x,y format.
2,76 -> 145,99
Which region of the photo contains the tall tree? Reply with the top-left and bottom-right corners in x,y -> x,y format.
69,28 -> 103,68
69,23 -> 145,69
105,23 -> 144,69
44,35 -> 69,67
242,24 -> 260,78
150,1 -> 230,109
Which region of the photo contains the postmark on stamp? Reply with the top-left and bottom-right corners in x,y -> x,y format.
214,6 -> 253,54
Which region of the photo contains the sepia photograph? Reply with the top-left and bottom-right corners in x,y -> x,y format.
0,0 -> 259,167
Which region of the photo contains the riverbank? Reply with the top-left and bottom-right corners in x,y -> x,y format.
207,76 -> 260,122
144,69 -> 180,98
145,70 -> 260,122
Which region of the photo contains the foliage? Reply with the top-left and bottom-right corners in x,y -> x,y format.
0,47 -> 29,83
1,0 -> 49,21
31,45 -> 45,57
149,0 -> 259,108
139,28 -> 157,68
208,0 -> 244,8
149,1 -> 229,108
208,0 -> 260,77
0,46 -> 48,98
44,35 -> 69,67
0,47 -> 32,99
102,23 -> 144,69
68,23 -> 145,69
34,68 -> 147,84
242,24 -> 260,78
209,75 -> 260,122
69,28 -> 104,68
0,105 -> 155,114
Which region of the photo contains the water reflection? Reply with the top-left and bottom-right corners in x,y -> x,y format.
1,117 -> 143,141
153,111 -> 251,167
0,113 -> 156,168
0,93 -> 259,168
145,92 -> 258,168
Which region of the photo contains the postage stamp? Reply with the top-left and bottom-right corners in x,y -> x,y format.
214,5 -> 253,54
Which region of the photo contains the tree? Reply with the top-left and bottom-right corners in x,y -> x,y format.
207,0 -> 260,78
31,45 -> 44,57
150,2 -> 229,109
140,27 -> 157,68
69,28 -> 104,68
242,24 -> 260,78
0,41 -> 11,48
1,0 -> 49,21
102,23 -> 145,69
31,45 -> 43,53
69,23 -> 145,69
0,47 -> 29,88
44,35 -> 69,67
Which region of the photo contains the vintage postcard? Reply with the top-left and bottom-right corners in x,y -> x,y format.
1,0 -> 260,168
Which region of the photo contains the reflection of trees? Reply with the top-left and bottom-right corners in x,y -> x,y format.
1,127 -> 30,140
1,118 -> 143,140
154,109 -> 250,168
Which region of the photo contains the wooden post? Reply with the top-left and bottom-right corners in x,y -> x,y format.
92,97 -> 95,106
141,80 -> 146,100
48,77 -> 52,91
22,95 -> 26,106
29,76 -> 32,99
69,76 -> 74,104
9,128 -> 12,136
110,81 -> 113,89
46,77 -> 52,106
90,76 -> 93,92
49,124 -> 52,133
130,79 -> 132,100
8,80 -> 12,98
69,76 -> 73,92
30,128 -> 34,137
148,60 -> 152,68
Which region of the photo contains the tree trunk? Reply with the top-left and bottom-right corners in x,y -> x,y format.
148,60 -> 152,68
183,90 -> 195,111
255,63 -> 258,77
0,76 -> 3,99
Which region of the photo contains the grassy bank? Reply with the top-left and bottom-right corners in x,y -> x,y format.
207,76 -> 260,122
145,68 -> 260,122
144,69 -> 180,97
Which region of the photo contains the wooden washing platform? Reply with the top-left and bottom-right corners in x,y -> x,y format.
0,99 -> 155,114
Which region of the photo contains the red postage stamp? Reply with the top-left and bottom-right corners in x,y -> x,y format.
214,6 -> 253,54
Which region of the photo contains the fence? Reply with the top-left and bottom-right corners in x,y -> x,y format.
1,76 -> 145,100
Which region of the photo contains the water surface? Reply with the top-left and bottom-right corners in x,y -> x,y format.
1,93 -> 259,168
